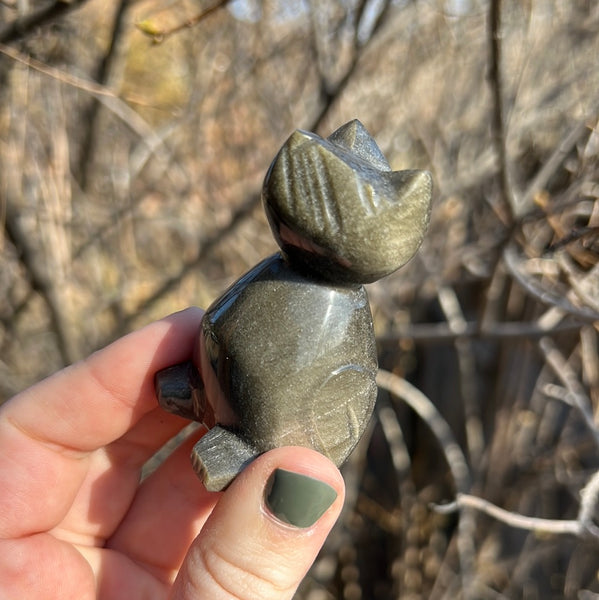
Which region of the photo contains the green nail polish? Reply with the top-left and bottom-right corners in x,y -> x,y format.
265,469 -> 338,528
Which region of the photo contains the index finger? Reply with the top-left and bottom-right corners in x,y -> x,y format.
1,307 -> 203,453
0,308 -> 202,537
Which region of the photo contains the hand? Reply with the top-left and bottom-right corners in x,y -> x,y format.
0,308 -> 345,600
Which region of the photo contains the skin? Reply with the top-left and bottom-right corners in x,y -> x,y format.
0,308 -> 345,600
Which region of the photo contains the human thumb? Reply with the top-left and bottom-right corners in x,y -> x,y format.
169,446 -> 345,600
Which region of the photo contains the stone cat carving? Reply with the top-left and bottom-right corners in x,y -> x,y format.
155,120 -> 432,491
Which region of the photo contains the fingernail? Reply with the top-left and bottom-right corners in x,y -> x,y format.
265,468 -> 338,528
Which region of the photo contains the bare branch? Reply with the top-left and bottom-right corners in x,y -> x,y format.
488,0 -> 515,226
578,470 -> 599,528
0,42 -> 178,177
434,494 -> 584,536
539,335 -> 599,448
0,0 -> 89,44
503,243 -> 599,322
376,368 -> 476,591
377,319 -> 583,345
3,203 -> 78,365
112,192 -> 262,336
77,0 -> 131,188
434,468 -> 599,541
519,117 -> 594,214
376,369 -> 470,492
437,286 -> 485,465
377,398 -> 411,482
556,251 -> 599,314
0,42 -> 113,97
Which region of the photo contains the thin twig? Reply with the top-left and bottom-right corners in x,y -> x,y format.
0,42 -> 116,98
578,470 -> 599,528
556,251 -> 599,314
434,494 -> 584,536
543,383 -> 581,408
375,396 -> 419,595
434,468 -> 599,541
376,397 -> 412,485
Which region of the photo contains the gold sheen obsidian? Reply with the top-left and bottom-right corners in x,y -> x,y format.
155,120 -> 432,491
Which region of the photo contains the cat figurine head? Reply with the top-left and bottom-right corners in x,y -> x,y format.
262,119 -> 432,284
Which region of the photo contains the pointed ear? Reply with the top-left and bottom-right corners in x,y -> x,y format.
387,169 -> 433,208
283,129 -> 319,151
327,120 -> 390,171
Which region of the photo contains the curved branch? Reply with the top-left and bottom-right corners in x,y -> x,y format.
434,473 -> 599,541
376,369 -> 471,493
434,494 -> 584,536
375,369 -> 476,592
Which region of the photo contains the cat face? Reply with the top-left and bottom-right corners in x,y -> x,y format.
262,120 -> 432,284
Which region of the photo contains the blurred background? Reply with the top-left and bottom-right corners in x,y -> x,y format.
1,0 -> 599,597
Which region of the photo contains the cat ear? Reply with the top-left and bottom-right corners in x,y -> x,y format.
327,119 -> 390,172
